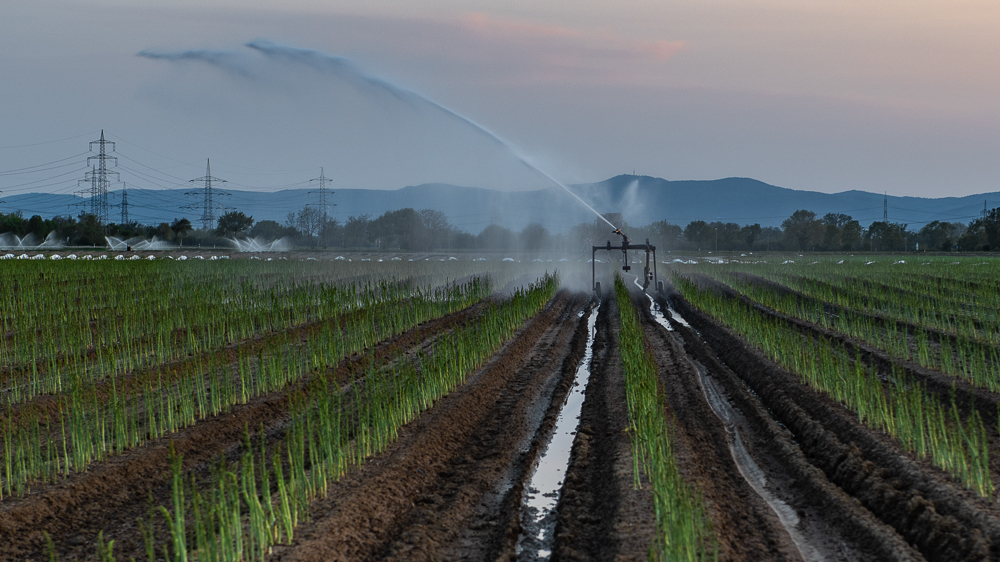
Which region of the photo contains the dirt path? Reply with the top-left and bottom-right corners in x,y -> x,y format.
268,291 -> 591,562
0,299 -> 491,561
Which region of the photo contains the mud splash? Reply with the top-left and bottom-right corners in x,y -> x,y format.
516,302 -> 599,560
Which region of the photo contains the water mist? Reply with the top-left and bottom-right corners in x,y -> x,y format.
139,40 -> 617,230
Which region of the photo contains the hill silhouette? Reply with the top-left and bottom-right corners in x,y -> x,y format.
3,175 -> 994,233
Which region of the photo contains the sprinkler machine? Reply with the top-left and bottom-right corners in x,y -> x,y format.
592,228 -> 659,295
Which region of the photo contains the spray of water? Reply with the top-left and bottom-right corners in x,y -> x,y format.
138,40 -> 617,230
0,231 -> 64,250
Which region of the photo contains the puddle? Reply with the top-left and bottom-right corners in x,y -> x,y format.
630,273 -> 689,330
516,301 -> 600,560
645,288 -> 674,332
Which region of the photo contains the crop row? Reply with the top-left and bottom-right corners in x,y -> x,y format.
1,275 -> 491,499
708,261 -> 1000,343
0,260 -> 541,406
140,274 -> 559,562
709,271 -> 1000,393
614,276 -> 714,561
673,274 -> 993,497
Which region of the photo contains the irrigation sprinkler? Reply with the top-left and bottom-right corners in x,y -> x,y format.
592,229 -> 657,293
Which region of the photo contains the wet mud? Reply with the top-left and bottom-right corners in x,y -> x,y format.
552,293 -> 657,561
669,287 -> 1000,562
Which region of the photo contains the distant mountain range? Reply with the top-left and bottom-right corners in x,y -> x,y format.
3,175 -> 996,233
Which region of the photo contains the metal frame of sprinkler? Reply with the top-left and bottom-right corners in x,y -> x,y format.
592,228 -> 658,295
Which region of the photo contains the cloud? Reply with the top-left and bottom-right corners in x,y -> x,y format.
462,12 -> 579,39
136,49 -> 253,77
458,12 -> 685,64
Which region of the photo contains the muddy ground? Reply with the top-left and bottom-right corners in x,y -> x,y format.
667,283 -> 1000,562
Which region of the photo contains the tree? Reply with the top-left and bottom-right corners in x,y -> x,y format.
171,218 -> 192,246
370,208 -> 424,250
683,220 -> 711,250
760,226 -> 782,251
520,223 -> 550,251
741,223 -> 762,250
419,209 -> 454,249
215,211 -> 253,237
317,217 -> 340,247
840,220 -> 862,251
249,220 -> 291,241
865,221 -> 908,251
295,206 -> 323,238
649,220 -> 683,250
344,215 -> 371,248
74,214 -> 105,247
478,224 -> 513,250
957,208 -> 1000,251
821,213 -> 854,228
821,223 -> 841,251
781,210 -> 823,251
155,222 -> 173,241
916,220 -> 964,251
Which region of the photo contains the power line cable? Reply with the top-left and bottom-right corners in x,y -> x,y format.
0,152 -> 92,176
0,166 -> 90,191
0,131 -> 100,150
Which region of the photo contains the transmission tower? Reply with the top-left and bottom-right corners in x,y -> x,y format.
120,183 -> 130,225
185,159 -> 228,230
76,130 -> 119,224
883,192 -> 888,222
309,167 -> 335,223
76,166 -> 96,215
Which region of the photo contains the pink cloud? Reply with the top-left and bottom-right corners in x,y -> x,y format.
459,12 -> 685,64
642,39 -> 686,61
462,12 -> 579,39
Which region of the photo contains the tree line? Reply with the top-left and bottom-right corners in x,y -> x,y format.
2,205 -> 1000,252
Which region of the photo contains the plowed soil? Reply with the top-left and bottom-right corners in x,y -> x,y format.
269,292 -> 594,561
0,298 -> 494,561
7,279 -> 1000,562
667,284 -> 1000,562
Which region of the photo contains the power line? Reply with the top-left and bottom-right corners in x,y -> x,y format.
0,153 -> 91,176
0,131 -> 100,150
1,165 -> 90,192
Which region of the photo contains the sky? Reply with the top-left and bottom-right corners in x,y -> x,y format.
2,0 -> 1000,207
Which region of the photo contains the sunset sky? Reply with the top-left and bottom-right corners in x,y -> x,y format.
2,0 -> 999,200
